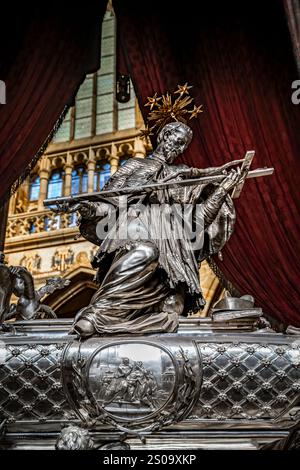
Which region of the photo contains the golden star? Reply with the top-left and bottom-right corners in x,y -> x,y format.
189,104 -> 203,119
174,83 -> 193,96
144,92 -> 162,110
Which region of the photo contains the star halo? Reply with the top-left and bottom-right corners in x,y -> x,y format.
140,83 -> 203,140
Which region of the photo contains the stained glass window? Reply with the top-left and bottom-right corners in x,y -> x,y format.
52,108 -> 72,143
47,170 -> 64,199
71,166 -> 88,195
74,76 -> 93,139
51,10 -> 137,143
94,161 -> 111,191
96,11 -> 115,135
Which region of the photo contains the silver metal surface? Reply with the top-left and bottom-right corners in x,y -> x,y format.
212,295 -> 255,312
0,320 -> 299,449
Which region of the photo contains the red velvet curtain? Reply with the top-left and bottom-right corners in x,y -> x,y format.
284,0 -> 300,75
114,0 -> 300,326
0,2 -> 107,203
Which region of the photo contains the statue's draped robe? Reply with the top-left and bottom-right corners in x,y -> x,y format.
76,157 -> 235,334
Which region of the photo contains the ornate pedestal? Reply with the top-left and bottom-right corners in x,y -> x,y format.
0,319 -> 300,450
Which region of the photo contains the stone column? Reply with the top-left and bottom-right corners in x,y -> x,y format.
134,137 -> 146,158
38,157 -> 51,211
64,153 -> 73,197
87,148 -> 96,193
8,192 -> 17,214
110,143 -> 119,175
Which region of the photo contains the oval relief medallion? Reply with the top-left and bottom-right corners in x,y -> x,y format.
88,342 -> 176,421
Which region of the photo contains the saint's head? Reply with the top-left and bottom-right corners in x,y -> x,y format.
156,122 -> 193,163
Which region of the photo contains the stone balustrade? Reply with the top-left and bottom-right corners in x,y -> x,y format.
6,210 -> 78,239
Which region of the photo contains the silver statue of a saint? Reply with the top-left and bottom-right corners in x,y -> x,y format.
51,122 -> 247,337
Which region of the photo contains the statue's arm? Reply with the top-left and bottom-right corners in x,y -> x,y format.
50,200 -> 109,220
189,159 -> 245,177
50,160 -> 142,219
36,278 -> 70,301
196,169 -> 243,228
21,270 -> 35,300
78,160 -> 144,217
159,159 -> 244,182
10,267 -> 35,300
35,285 -> 48,300
190,167 -> 225,177
83,201 -> 113,218
102,158 -> 144,190
198,186 -> 228,228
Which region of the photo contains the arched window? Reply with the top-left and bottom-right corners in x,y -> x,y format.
71,166 -> 88,195
29,175 -> 40,201
94,161 -> 111,191
47,170 -> 64,199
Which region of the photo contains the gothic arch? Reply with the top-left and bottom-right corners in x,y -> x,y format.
43,266 -> 97,318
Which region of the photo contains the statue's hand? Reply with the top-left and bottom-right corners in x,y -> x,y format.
76,201 -> 95,218
157,169 -> 191,183
50,201 -> 75,214
219,159 -> 244,173
51,200 -> 95,218
220,168 -> 243,192
45,277 -> 70,291
9,266 -> 27,276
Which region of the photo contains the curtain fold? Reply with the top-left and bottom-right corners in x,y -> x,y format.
114,0 -> 300,326
0,2 -> 108,203
284,0 -> 300,75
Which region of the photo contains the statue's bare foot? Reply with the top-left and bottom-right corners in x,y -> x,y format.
71,319 -> 95,338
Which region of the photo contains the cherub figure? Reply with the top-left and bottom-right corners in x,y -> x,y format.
4,266 -> 70,321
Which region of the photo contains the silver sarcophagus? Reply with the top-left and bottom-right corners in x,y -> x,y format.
0,319 -> 299,450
